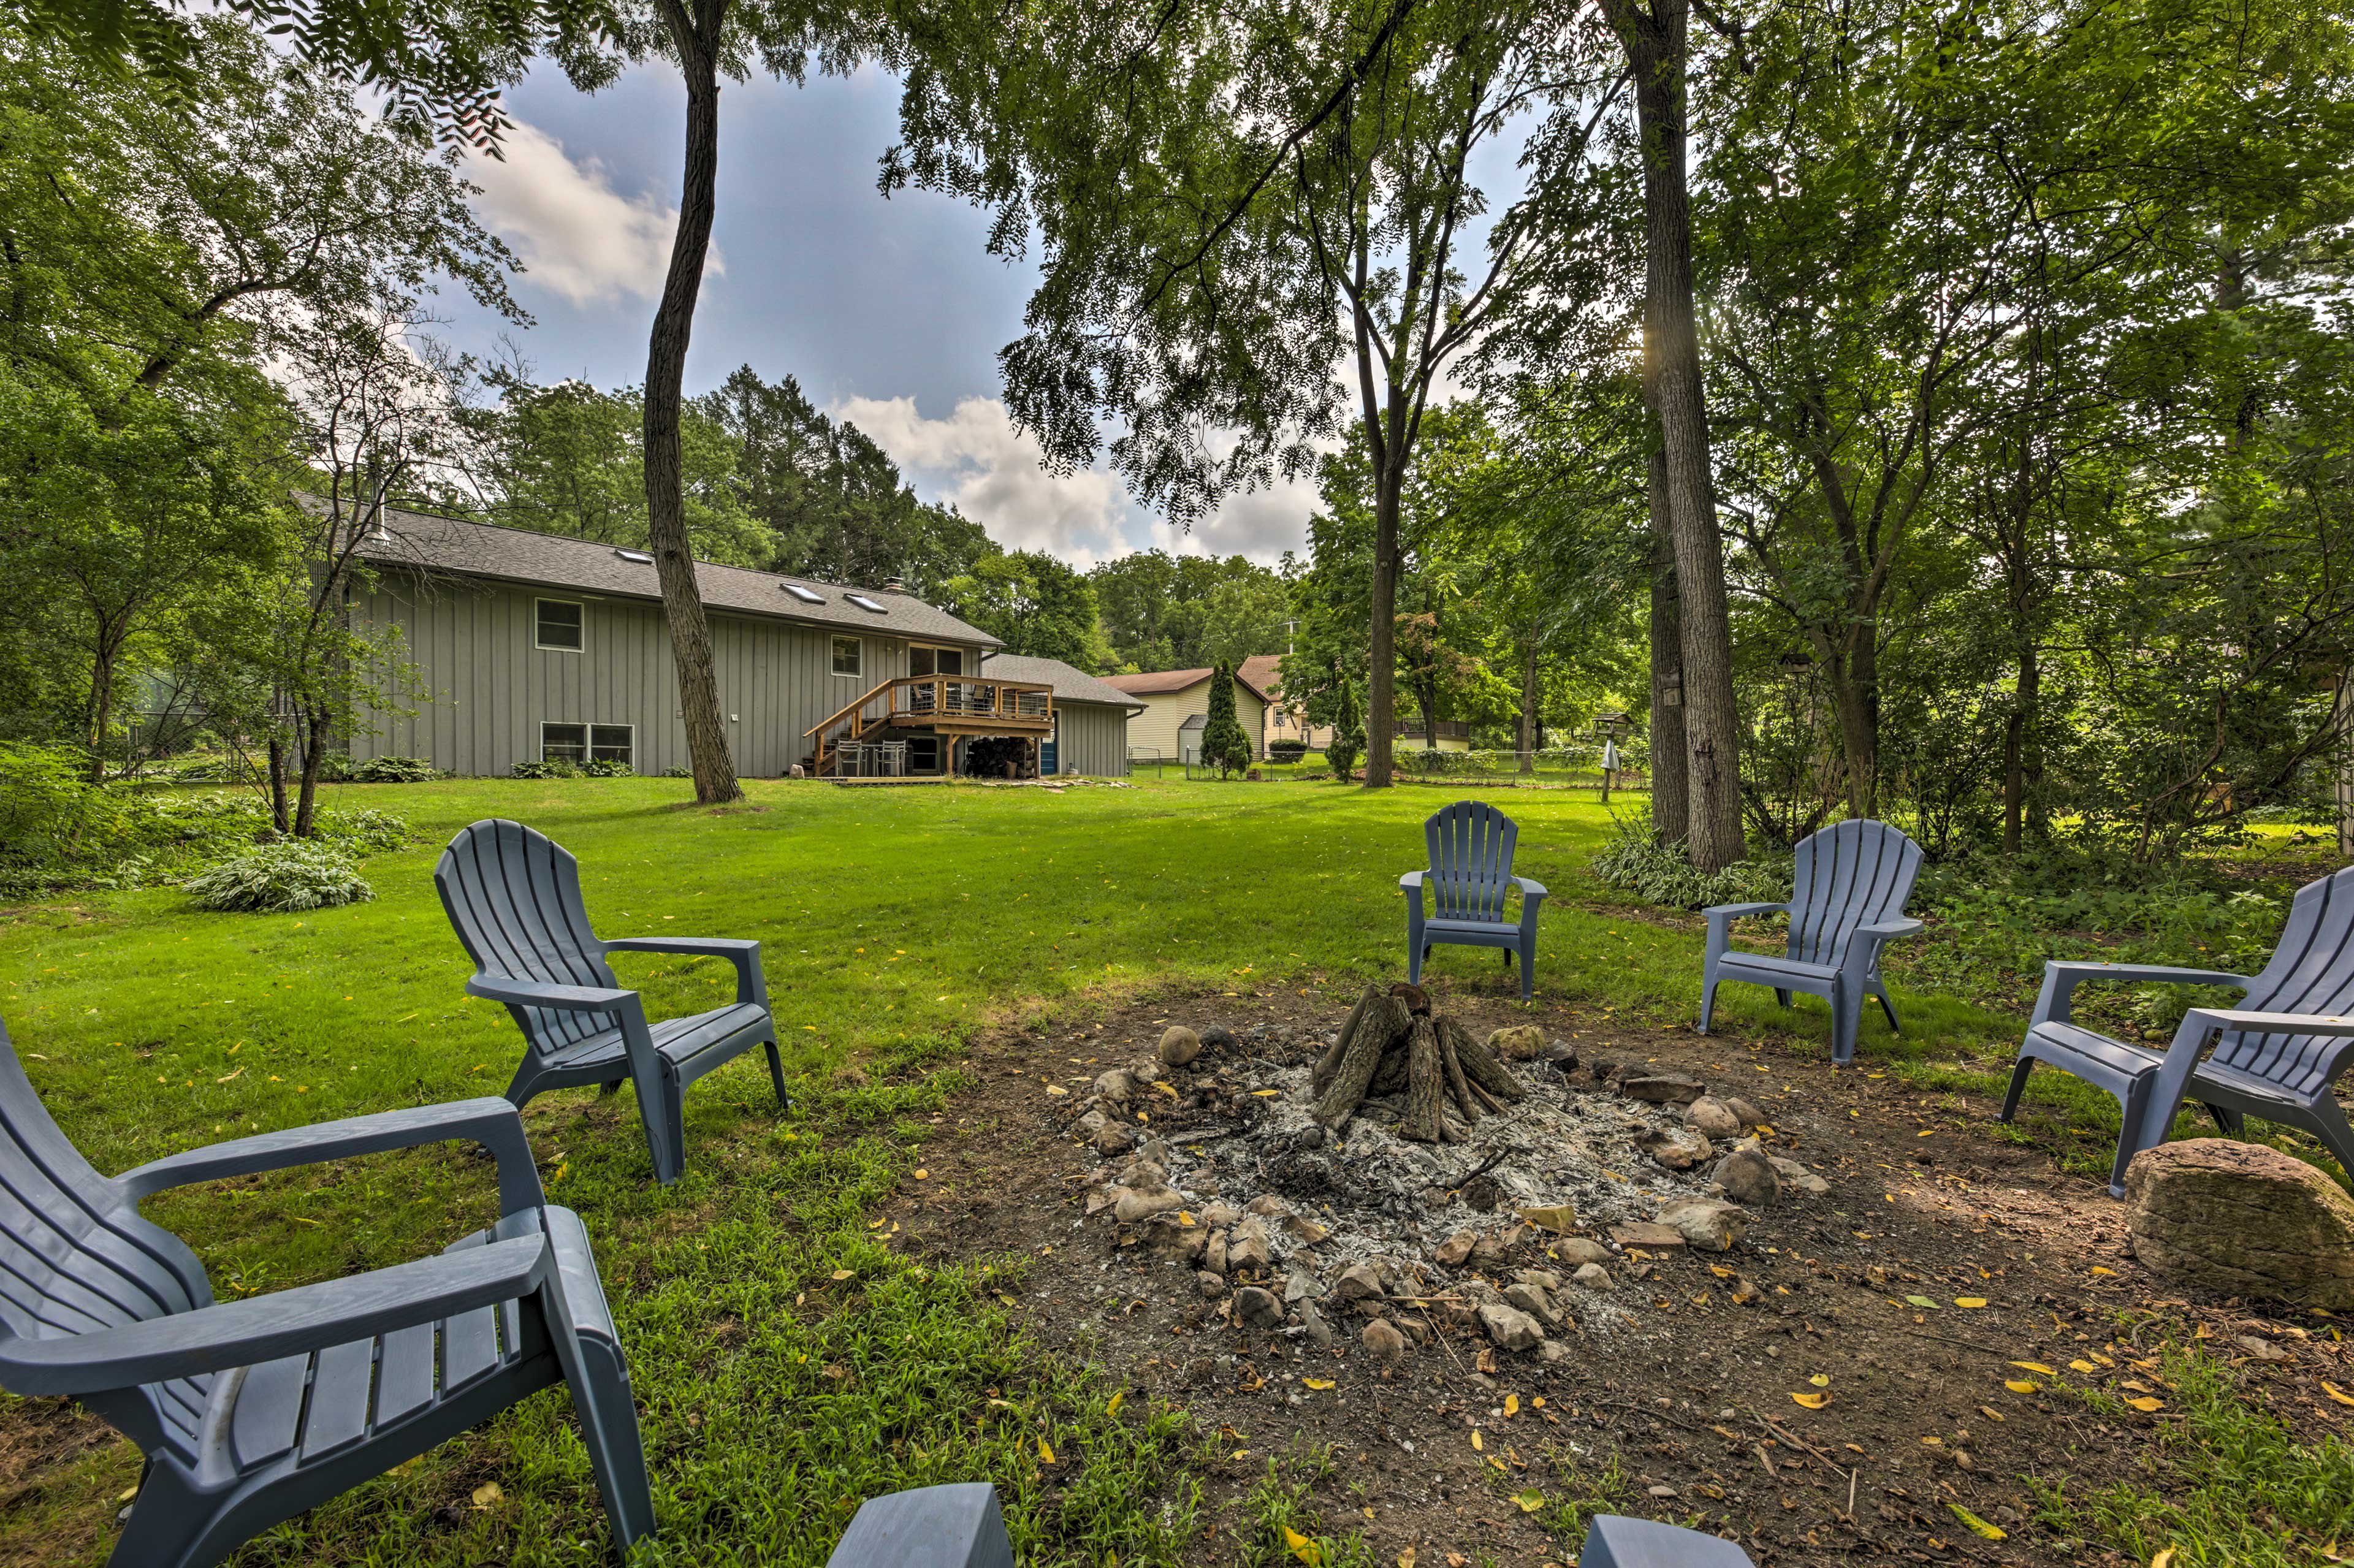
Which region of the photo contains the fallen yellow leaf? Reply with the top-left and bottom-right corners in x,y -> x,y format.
471,1482 -> 502,1508
2011,1361 -> 2057,1376
2071,1359 -> 2099,1373
2125,1396 -> 2164,1412
1397,1551 -> 1417,1568
1792,1391 -> 1830,1409
1514,1489 -> 1545,1513
2091,1265 -> 2118,1276
1037,1435 -> 1056,1464
1809,1372 -> 1830,1387
2005,1379 -> 2040,1394
1470,1429 -> 1484,1450
1107,1391 -> 1122,1417
1304,1378 -> 1336,1390
830,1269 -> 853,1281
1955,1297 -> 1989,1309
2324,1382 -> 2354,1408
1949,1503 -> 2007,1540
1504,1394 -> 1520,1416
2152,1548 -> 2176,1568
1283,1524 -> 1324,1565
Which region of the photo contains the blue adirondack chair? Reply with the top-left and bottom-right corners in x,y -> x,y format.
2004,863 -> 2354,1196
436,818 -> 786,1185
0,1018 -> 653,1568
1581,1514 -> 1755,1567
826,1482 -> 1015,1567
1401,802 -> 1548,1003
1699,819 -> 1924,1064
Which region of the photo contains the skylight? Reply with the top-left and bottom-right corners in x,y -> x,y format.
782,584 -> 825,604
846,593 -> 888,614
613,548 -> 653,564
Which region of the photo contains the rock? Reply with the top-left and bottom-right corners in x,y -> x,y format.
1114,1186 -> 1184,1224
1147,1218 -> 1208,1262
1093,1068 -> 1138,1102
1588,1052 -> 1632,1082
1072,1107 -> 1110,1141
1197,1271 -> 1228,1299
1553,1237 -> 1612,1268
1504,1282 -> 1567,1333
1461,1174 -> 1503,1211
1283,1265 -> 1325,1304
1362,1317 -> 1411,1363
1336,1262 -> 1388,1302
1204,1230 -> 1228,1276
1158,1026 -> 1202,1067
1537,1038 -> 1579,1068
1513,1268 -> 1564,1293
1084,1186 -> 1119,1216
1573,1262 -> 1613,1290
1469,1228 -> 1523,1271
1728,1274 -> 1763,1306
1227,1216 -> 1273,1274
1726,1097 -> 1767,1129
1294,1124 -> 1327,1150
1283,1214 -> 1331,1246
1233,1285 -> 1286,1330
1714,1147 -> 1782,1206
1300,1298 -> 1335,1349
2124,1138 -> 2354,1308
1518,1204 -> 1578,1235
1683,1097 -> 1743,1140
1200,1200 -> 1242,1228
1201,1024 -> 1236,1049
1119,1159 -> 1169,1189
1767,1155 -> 1829,1196
1477,1302 -> 1547,1352
1434,1230 -> 1479,1268
1639,1125 -> 1713,1171
1092,1123 -> 1138,1155
1488,1024 -> 1547,1062
1657,1198 -> 1748,1252
1609,1222 -> 1687,1249
1138,1137 -> 1170,1164
1621,1070 -> 1707,1105
1245,1195 -> 1292,1217
1536,1339 -> 1575,1365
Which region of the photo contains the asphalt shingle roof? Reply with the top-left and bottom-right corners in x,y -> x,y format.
346,501 -> 1004,648
978,653 -> 1147,709
1102,663 -> 1276,701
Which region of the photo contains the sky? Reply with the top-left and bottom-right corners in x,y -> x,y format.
441,59 -> 1323,568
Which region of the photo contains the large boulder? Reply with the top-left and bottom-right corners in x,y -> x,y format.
2123,1139 -> 2354,1309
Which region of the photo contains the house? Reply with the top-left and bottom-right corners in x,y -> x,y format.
1102,664 -> 1274,764
1238,654 -> 1330,749
343,506 -> 1133,777
975,653 -> 1146,777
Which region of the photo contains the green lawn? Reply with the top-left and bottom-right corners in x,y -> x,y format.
0,775 -> 2064,1565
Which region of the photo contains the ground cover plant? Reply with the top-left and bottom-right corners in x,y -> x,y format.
0,777 -> 2344,1566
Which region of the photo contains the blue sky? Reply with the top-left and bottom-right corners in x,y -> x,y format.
443,59 -> 1315,566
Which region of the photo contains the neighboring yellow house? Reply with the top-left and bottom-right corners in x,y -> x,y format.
1240,655 -> 1331,749
1103,664 -> 1274,764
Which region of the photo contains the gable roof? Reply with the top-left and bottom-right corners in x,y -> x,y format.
1238,654 -> 1286,700
339,500 -> 1004,649
1102,663 -> 1275,702
979,653 -> 1146,710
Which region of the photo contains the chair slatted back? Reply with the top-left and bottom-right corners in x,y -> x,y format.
1426,802 -> 1520,923
0,1018 -> 213,1455
1785,820 -> 1923,967
2221,866 -> 2354,1097
435,820 -> 618,1054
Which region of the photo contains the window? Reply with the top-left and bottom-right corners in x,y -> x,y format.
831,635 -> 862,677
845,592 -> 888,614
612,547 -> 653,564
541,723 -> 633,767
536,599 -> 583,651
783,582 -> 825,604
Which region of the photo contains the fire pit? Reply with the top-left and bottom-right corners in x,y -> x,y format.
1067,984 -> 1833,1367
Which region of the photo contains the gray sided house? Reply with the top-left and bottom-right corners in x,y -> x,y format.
975,653 -> 1148,778
344,507 -> 1133,778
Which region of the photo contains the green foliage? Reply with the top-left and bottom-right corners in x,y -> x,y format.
943,551 -> 1114,671
1589,809 -> 1792,909
511,759 -> 582,780
346,755 -> 443,783
1325,672 -> 1365,779
1198,662 -> 1254,777
1088,550 -> 1292,672
183,839 -> 373,912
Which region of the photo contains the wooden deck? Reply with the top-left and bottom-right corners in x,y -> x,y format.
804,674 -> 1054,774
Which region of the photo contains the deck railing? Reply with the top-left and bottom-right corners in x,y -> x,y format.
804,674 -> 1056,771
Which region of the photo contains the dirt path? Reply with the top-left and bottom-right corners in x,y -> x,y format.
893,984 -> 2352,1567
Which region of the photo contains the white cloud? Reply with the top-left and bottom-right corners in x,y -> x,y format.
836,395 -> 1133,565
836,394 -> 1312,567
467,121 -> 717,308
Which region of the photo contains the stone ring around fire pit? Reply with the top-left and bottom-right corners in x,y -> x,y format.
1064,985 -> 1837,1368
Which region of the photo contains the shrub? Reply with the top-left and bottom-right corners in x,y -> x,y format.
348,755 -> 441,783
185,842 -> 373,913
1590,809 -> 1791,909
1268,739 -> 1309,762
1198,663 -> 1254,777
1325,677 -> 1365,779
512,759 -> 582,780
584,758 -> 633,778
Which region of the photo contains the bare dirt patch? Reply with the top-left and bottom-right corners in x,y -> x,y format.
895,983 -> 2354,1567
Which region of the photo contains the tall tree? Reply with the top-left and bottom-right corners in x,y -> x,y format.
554,2 -> 870,806
943,551 -> 1112,668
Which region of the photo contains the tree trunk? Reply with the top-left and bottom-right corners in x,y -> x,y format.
2004,640 -> 2040,854
1517,634 -> 1539,772
83,644 -> 117,784
1827,634 -> 1878,818
1365,453 -> 1403,790
1612,0 -> 1743,870
292,704 -> 330,838
1646,442 -> 1688,840
644,4 -> 743,806
267,731 -> 291,835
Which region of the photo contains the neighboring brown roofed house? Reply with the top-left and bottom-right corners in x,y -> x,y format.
1103,663 -> 1276,764
338,503 -> 1130,778
1236,654 -> 1332,749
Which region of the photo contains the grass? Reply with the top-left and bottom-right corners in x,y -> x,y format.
0,773 -> 2328,1564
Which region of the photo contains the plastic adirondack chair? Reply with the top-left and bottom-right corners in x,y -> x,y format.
1699,819 -> 1924,1064
1580,1514 -> 1756,1567
1402,802 -> 1548,1003
0,1017 -> 654,1568
436,818 -> 786,1185
825,1482 -> 1014,1567
2003,863 -> 2354,1197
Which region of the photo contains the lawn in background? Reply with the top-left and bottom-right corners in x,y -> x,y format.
0,775 -> 2020,1566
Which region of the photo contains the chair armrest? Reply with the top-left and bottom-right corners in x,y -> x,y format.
465,975 -> 634,1011
601,936 -> 766,1008
2031,961 -> 2251,1028
1703,902 -> 1785,960
1855,918 -> 1922,943
1398,871 -> 1426,891
118,1097 -> 546,1215
1512,877 -> 1549,901
0,1236 -> 547,1398
2182,1007 -> 2354,1037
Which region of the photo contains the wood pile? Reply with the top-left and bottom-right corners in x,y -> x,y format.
1309,983 -> 1526,1143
